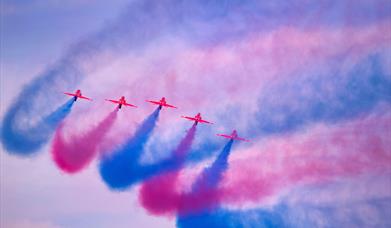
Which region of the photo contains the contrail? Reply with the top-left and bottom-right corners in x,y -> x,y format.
1,98 -> 75,155
99,108 -> 161,190
139,138 -> 233,216
178,139 -> 234,216
52,108 -> 118,173
139,124 -> 198,216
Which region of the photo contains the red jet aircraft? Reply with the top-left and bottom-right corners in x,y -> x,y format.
64,89 -> 92,101
217,130 -> 249,142
106,96 -> 137,109
146,97 -> 177,109
181,113 -> 213,125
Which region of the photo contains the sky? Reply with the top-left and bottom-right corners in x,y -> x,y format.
1,0 -> 390,228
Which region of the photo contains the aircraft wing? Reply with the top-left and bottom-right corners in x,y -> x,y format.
182,116 -> 197,121
236,137 -> 250,142
106,99 -> 121,104
64,92 -> 77,96
147,100 -> 161,105
198,119 -> 213,124
217,134 -> 233,139
163,103 -> 177,108
124,103 -> 137,108
79,95 -> 92,101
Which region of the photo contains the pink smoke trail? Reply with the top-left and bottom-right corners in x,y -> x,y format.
141,140 -> 234,217
220,112 -> 391,206
176,140 -> 234,216
52,109 -> 118,173
140,124 -> 197,216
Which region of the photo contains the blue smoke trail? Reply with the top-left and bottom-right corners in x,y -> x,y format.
99,108 -> 161,190
185,54 -> 391,162
1,99 -> 75,155
177,174 -> 391,227
177,197 -> 391,228
176,140 -> 234,216
253,55 -> 391,137
177,207 -> 285,228
100,122 -> 201,192
191,140 -> 233,193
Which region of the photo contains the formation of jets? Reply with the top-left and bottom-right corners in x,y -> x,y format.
64,89 -> 249,142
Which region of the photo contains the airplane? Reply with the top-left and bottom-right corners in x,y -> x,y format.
146,97 -> 177,109
181,113 -> 213,125
64,89 -> 92,101
105,96 -> 137,109
217,130 -> 249,142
